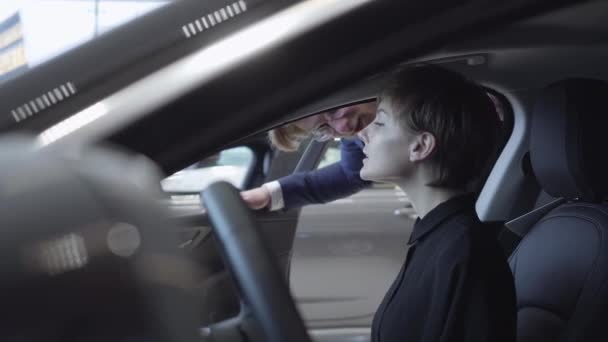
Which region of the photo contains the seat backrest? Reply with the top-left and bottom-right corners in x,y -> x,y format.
510,79 -> 608,342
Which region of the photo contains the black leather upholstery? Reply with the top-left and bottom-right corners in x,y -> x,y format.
510,79 -> 608,342
530,79 -> 608,202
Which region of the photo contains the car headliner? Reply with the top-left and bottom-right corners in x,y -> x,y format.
288,0 -> 608,119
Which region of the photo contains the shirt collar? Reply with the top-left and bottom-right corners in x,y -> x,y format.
407,193 -> 476,245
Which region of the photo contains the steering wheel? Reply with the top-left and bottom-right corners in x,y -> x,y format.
202,182 -> 311,342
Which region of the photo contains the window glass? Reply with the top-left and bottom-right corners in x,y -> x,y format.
316,139 -> 341,169
161,146 -> 254,194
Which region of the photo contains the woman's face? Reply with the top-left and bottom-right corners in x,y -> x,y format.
358,99 -> 419,183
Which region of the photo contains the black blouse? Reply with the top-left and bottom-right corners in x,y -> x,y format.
371,194 -> 516,342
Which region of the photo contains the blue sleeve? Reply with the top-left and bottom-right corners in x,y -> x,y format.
278,138 -> 371,209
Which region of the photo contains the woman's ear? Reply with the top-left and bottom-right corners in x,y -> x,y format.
409,132 -> 436,162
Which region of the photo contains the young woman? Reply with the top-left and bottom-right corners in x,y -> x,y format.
358,66 -> 516,342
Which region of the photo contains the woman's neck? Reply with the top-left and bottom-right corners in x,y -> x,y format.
396,179 -> 466,218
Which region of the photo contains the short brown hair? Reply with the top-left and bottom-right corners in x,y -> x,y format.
381,66 -> 501,189
268,124 -> 309,152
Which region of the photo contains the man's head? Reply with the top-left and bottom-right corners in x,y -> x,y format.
358,66 -> 500,190
269,102 -> 377,151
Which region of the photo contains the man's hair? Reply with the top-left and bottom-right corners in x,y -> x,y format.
268,124 -> 309,152
381,65 -> 501,189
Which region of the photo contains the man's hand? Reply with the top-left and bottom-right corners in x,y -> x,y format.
240,186 -> 271,210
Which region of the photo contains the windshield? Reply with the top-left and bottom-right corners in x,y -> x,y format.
0,0 -> 282,136
0,1 -> 170,83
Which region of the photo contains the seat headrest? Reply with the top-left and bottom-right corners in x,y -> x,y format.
531,78 -> 608,202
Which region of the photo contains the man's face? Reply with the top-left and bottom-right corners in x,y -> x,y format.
294,102 -> 377,141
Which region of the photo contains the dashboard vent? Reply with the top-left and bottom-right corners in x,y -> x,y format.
182,0 -> 248,38
11,81 -> 77,123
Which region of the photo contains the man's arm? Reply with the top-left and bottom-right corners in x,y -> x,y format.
279,138 -> 369,209
241,138 -> 371,210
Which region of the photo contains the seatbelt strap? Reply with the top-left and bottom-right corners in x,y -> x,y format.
500,197 -> 566,257
505,197 -> 566,237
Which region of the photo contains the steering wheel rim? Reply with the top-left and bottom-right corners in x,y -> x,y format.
202,181 -> 311,342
